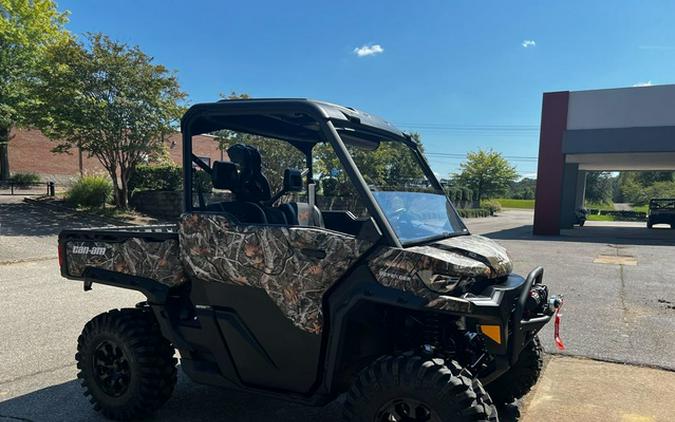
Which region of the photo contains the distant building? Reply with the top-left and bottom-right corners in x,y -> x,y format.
534,84 -> 675,235
8,129 -> 225,184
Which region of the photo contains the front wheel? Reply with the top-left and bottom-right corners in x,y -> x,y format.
76,308 -> 177,420
343,353 -> 497,422
486,336 -> 543,406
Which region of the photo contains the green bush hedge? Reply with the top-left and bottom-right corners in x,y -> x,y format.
458,208 -> 491,218
481,199 -> 502,215
445,187 -> 475,203
128,164 -> 212,194
128,164 -> 182,193
9,172 -> 40,186
66,175 -> 113,208
587,208 -> 646,222
193,170 -> 213,193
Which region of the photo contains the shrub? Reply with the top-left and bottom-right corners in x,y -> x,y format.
193,170 -> 213,193
481,199 -> 502,215
10,172 -> 40,186
458,208 -> 491,218
66,175 -> 113,208
445,187 -> 461,203
128,164 -> 182,193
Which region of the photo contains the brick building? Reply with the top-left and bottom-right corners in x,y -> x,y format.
8,129 -> 225,184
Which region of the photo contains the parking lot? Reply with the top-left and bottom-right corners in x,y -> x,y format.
1,200 -> 674,421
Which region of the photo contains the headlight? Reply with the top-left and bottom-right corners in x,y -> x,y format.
418,270 -> 472,293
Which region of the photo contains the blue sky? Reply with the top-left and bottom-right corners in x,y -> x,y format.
57,0 -> 675,178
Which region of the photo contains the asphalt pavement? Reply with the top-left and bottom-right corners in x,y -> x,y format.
468,210 -> 675,370
1,200 -> 674,421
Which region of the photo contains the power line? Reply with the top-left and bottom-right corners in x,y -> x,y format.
395,122 -> 539,129
395,122 -> 539,133
426,152 -> 538,162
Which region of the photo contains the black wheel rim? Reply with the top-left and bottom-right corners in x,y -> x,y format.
375,398 -> 441,422
92,340 -> 131,397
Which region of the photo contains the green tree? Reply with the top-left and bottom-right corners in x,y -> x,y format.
584,172 -> 614,205
213,94 -> 306,192
314,133 -> 425,186
32,33 -> 186,208
452,149 -> 518,199
506,177 -> 536,199
0,0 -> 70,179
616,171 -> 675,205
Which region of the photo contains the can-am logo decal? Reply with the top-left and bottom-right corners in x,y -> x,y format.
71,245 -> 107,255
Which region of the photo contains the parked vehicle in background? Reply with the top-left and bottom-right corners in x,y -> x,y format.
647,198 -> 675,228
575,208 -> 588,227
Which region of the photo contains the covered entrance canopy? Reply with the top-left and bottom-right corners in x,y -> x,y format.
534,85 -> 675,235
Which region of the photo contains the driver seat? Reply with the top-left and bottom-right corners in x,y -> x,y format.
225,144 -> 325,228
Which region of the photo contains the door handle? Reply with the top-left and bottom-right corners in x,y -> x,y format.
301,248 -> 326,259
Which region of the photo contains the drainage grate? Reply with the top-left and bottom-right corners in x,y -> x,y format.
593,255 -> 638,266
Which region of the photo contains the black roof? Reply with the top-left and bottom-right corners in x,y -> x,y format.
181,98 -> 408,146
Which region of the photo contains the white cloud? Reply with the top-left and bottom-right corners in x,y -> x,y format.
633,81 -> 653,87
353,44 -> 384,57
521,40 -> 536,48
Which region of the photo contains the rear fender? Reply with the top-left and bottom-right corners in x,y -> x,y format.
81,267 -> 170,304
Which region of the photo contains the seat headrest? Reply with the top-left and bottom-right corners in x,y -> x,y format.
227,144 -> 262,172
226,144 -> 271,202
211,161 -> 239,190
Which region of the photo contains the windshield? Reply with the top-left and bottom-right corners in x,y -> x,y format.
345,139 -> 468,244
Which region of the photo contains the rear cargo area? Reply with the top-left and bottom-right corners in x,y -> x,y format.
59,225 -> 187,286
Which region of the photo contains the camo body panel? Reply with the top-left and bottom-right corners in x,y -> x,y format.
434,235 -> 512,276
65,238 -> 187,286
179,213 -> 373,334
369,235 -> 512,312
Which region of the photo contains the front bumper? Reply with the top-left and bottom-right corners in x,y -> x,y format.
463,267 -> 561,383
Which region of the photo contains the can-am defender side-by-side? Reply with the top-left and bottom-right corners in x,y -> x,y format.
58,99 -> 564,421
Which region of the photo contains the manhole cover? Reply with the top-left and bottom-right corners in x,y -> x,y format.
593,255 -> 638,266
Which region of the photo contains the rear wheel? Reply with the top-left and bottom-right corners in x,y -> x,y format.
486,336 -> 543,406
343,353 -> 496,422
76,308 -> 177,420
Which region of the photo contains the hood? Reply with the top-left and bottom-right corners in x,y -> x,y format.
430,234 -> 512,276
369,235 -> 512,296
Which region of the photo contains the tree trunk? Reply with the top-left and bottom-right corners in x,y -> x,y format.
0,125 -> 10,180
119,177 -> 128,210
117,166 -> 130,210
107,167 -> 126,210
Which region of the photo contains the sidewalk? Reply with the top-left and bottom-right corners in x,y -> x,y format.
522,356 -> 675,422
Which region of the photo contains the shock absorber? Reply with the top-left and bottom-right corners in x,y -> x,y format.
423,313 -> 442,352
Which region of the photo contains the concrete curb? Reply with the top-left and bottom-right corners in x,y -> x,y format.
546,350 -> 675,373
23,197 -> 134,227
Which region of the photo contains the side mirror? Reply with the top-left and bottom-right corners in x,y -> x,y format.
283,169 -> 303,192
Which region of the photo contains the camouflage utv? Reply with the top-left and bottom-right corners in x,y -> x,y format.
58,99 -> 564,421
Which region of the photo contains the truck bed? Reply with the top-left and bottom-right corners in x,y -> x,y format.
58,224 -> 187,287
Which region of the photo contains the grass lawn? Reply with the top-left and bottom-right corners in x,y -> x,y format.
587,214 -> 616,221
585,202 -> 615,211
632,204 -> 649,213
496,198 -> 535,209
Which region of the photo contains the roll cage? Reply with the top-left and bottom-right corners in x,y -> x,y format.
180,98 -> 451,248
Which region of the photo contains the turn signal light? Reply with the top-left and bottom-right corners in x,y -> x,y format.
479,324 -> 502,344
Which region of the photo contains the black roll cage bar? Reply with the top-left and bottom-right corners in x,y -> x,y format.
180,99 -> 452,248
